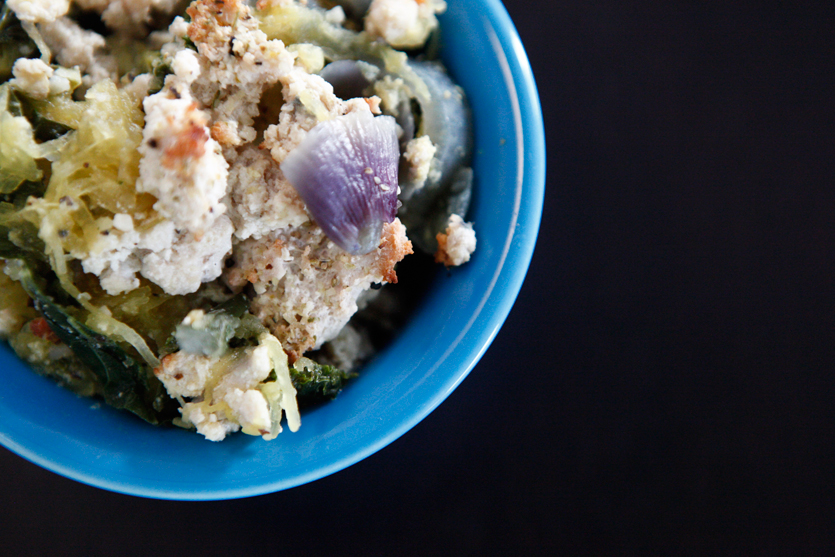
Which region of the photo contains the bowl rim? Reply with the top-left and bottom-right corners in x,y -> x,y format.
0,0 -> 546,499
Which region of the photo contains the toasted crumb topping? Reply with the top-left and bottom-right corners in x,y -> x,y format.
435,214 -> 476,267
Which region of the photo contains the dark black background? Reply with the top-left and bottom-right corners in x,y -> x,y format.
3,1 -> 835,554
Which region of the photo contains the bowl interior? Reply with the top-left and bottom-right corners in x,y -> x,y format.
0,0 -> 545,500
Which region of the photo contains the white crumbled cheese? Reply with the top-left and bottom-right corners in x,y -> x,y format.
435,214 -> 476,267
97,262 -> 141,295
141,215 -> 234,295
156,342 -> 278,441
6,0 -> 70,24
223,388 -> 271,433
46,72 -> 71,96
79,215 -> 233,296
77,221 -> 157,295
40,16 -> 116,85
168,15 -> 189,38
172,49 -> 201,86
402,135 -> 437,192
214,346 -> 278,439
219,344 -> 274,391
9,58 -> 53,100
138,85 -> 229,235
78,219 -> 168,295
9,57 -> 76,100
181,308 -> 206,327
364,0 -> 446,49
154,351 -> 215,398
112,213 -> 133,232
74,0 -> 181,34
122,73 -> 153,104
179,405 -> 240,442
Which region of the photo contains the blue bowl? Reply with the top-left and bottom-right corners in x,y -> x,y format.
0,0 -> 545,500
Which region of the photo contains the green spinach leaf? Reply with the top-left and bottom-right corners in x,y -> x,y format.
7,88 -> 74,142
290,360 -> 357,406
11,261 -> 178,424
0,5 -> 39,83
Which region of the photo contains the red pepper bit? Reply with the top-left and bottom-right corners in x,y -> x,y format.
29,318 -> 60,344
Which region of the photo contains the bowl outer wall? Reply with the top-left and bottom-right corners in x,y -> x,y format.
0,0 -> 546,500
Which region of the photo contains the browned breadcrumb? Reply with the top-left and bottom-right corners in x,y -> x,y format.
433,214 -> 475,267
434,230 -> 454,267
187,0 -> 242,47
210,121 -> 242,146
152,353 -> 175,379
163,107 -> 210,166
364,97 -> 383,114
227,220 -> 412,361
378,220 -> 414,283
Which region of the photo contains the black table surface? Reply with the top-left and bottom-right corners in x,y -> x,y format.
3,1 -> 834,554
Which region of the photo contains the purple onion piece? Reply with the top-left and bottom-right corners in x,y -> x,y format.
280,111 -> 400,254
